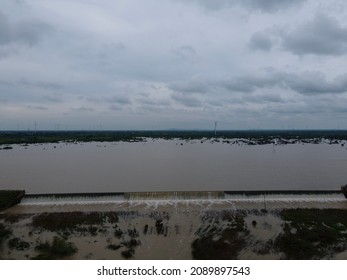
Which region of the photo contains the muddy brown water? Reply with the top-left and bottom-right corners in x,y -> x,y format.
0,139 -> 347,194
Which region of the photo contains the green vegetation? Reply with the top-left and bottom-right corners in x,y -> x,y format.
274,209 -> 347,259
1,130 -> 347,145
0,190 -> 25,211
32,236 -> 77,260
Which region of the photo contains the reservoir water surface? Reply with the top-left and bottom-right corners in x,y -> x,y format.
1,139 -> 347,194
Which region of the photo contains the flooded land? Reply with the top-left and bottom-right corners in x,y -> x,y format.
1,196 -> 347,260
1,130 -> 347,259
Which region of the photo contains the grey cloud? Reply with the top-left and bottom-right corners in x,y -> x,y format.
15,19 -> 52,46
281,14 -> 347,56
220,73 -> 280,93
72,107 -> 94,112
216,70 -> 347,95
171,45 -> 196,60
267,95 -> 347,116
43,95 -> 62,103
27,105 -> 48,111
0,12 -> 12,45
136,98 -> 170,106
249,31 -> 273,51
19,79 -> 63,90
171,93 -> 202,107
240,0 -> 306,13
183,0 -> 306,12
98,42 -> 126,60
106,96 -> 131,105
284,72 -> 347,95
0,11 -> 51,47
244,93 -> 284,104
109,105 -> 123,111
0,80 -> 13,86
168,80 -> 208,94
267,104 -> 313,115
106,42 -> 125,51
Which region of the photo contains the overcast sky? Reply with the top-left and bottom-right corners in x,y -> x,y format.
1,0 -> 347,130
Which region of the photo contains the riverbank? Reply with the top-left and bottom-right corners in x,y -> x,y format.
1,194 -> 347,260
1,130 -> 347,146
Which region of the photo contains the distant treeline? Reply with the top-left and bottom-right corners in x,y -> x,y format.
1,130 -> 347,145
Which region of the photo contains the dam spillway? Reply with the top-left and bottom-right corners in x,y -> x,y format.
19,190 -> 346,206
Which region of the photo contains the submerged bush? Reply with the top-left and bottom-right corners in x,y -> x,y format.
107,244 -> 121,251
8,237 -> 30,251
32,212 -> 118,232
121,249 -> 134,259
33,236 -> 77,260
274,209 -> 347,259
0,223 -> 12,246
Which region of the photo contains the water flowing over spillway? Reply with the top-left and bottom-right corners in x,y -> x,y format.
17,191 -> 347,211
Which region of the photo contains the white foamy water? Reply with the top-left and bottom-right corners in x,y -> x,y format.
1,140 -> 347,194
15,193 -> 346,212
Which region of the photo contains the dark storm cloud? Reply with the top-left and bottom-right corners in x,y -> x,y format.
281,14 -> 347,56
249,31 -> 273,51
0,11 -> 51,47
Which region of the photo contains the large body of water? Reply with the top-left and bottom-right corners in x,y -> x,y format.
1,139 -> 347,194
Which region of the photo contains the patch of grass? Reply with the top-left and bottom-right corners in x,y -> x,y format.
32,236 -> 77,260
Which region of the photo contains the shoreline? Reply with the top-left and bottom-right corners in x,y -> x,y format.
1,130 -> 347,146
